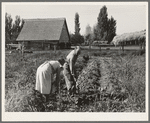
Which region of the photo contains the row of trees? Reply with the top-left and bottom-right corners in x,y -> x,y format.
71,5 -> 117,45
6,5 -> 116,46
5,13 -> 24,44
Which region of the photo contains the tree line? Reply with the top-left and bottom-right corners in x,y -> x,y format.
70,5 -> 116,45
5,5 -> 116,46
5,13 -> 24,44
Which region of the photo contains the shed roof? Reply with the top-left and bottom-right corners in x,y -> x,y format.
112,30 -> 146,45
17,18 -> 68,41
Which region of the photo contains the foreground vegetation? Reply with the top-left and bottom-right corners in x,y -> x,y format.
5,49 -> 145,112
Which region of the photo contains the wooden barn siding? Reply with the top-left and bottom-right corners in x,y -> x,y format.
18,41 -> 59,50
59,23 -> 69,43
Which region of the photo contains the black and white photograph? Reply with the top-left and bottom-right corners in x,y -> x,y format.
2,1 -> 149,121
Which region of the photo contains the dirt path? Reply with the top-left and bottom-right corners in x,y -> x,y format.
97,57 -> 114,93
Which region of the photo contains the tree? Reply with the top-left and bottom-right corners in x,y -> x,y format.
75,12 -> 80,35
5,13 -> 24,48
5,13 -> 13,43
85,24 -> 92,41
70,33 -> 84,45
93,24 -> 98,41
71,12 -> 84,45
11,16 -> 24,41
97,5 -> 108,41
107,16 -> 116,43
85,24 -> 92,36
94,6 -> 116,43
11,15 -> 21,40
20,19 -> 25,31
70,33 -> 75,44
84,24 -> 93,46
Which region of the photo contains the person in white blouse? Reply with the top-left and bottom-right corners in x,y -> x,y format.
35,58 -> 65,101
63,46 -> 81,96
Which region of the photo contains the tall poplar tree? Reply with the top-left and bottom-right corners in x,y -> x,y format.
97,5 -> 108,41
70,12 -> 84,45
75,12 -> 80,35
85,24 -> 93,44
93,24 -> 98,41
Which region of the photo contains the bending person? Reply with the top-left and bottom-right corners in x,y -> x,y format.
35,58 -> 65,101
63,46 -> 81,96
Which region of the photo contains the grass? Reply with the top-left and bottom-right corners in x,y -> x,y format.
75,53 -> 145,112
105,55 -> 145,112
5,48 -> 146,112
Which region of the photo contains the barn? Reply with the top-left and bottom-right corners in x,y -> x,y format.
16,18 -> 71,50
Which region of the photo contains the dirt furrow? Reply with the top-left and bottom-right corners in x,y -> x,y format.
97,57 -> 114,93
76,56 -> 125,97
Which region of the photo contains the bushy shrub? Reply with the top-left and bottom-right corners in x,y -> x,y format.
83,54 -> 89,61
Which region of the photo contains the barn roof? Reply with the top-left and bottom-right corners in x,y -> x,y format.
16,18 -> 68,41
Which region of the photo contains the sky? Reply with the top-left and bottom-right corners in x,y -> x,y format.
3,2 -> 147,35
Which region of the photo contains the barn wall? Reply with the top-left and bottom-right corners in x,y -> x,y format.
59,23 -> 69,43
18,41 -> 41,49
18,41 -> 59,50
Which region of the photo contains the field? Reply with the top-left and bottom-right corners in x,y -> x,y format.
5,48 -> 146,112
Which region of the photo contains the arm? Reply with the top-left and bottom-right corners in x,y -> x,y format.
69,57 -> 77,81
69,57 -> 74,75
